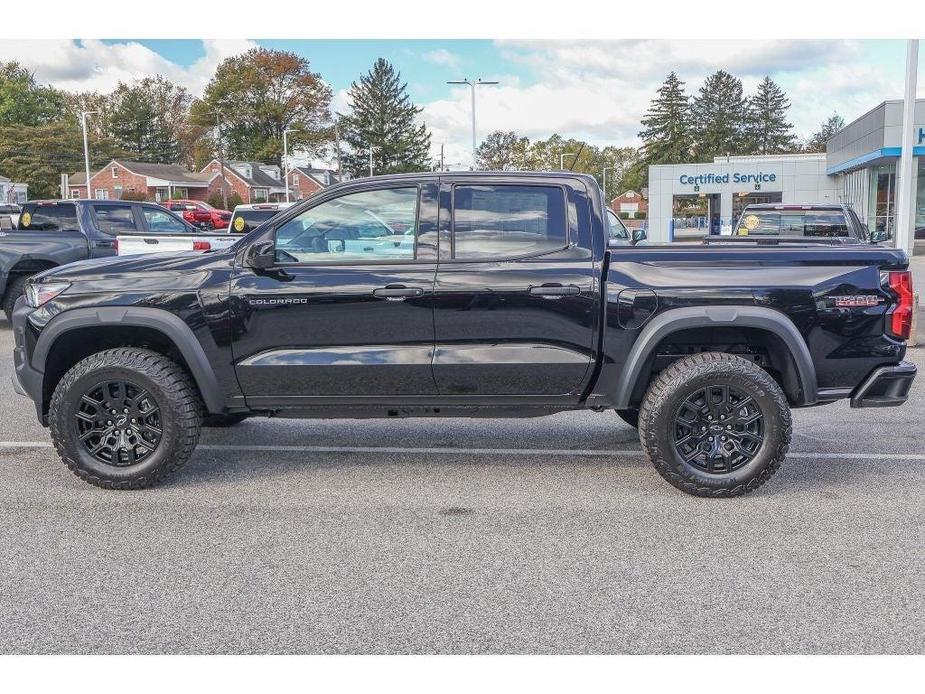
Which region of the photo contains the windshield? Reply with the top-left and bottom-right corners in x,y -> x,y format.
735,209 -> 850,238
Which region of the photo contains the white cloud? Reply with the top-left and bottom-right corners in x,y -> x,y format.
422,48 -> 461,69
420,39 -> 902,166
0,39 -> 257,95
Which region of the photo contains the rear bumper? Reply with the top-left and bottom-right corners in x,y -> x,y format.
850,361 -> 917,408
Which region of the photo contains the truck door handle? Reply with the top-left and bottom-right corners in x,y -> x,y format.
144,239 -> 159,244
95,240 -> 115,248
529,284 -> 580,297
373,285 -> 425,301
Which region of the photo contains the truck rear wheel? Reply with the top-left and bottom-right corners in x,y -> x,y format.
638,352 -> 791,497
49,348 -> 202,489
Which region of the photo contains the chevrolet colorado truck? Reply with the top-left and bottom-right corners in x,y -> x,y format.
10,172 -> 917,496
1,199 -> 232,319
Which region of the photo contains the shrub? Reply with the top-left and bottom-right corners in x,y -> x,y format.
207,190 -> 243,210
119,190 -> 148,201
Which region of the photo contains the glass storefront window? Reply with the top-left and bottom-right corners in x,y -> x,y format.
868,164 -> 896,239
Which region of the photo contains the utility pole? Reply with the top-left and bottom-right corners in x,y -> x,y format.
283,128 -> 297,203
440,144 -> 445,172
333,119 -> 343,180
446,78 -> 500,167
602,166 -> 616,207
80,111 -> 97,199
895,38 -> 919,253
209,110 -> 229,209
560,152 -> 578,170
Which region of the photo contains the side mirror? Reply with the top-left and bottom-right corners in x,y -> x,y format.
247,240 -> 276,270
631,228 -> 647,244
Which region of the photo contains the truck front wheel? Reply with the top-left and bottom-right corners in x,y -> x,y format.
2,274 -> 30,321
638,352 -> 791,497
49,348 -> 202,489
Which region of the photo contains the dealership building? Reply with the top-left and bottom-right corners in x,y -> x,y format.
646,98 -> 925,244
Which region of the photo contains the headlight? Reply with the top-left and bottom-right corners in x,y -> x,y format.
25,281 -> 70,308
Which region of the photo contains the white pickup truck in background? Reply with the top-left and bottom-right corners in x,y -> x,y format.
116,232 -> 238,256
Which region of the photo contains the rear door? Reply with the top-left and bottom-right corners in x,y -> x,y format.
431,178 -> 598,398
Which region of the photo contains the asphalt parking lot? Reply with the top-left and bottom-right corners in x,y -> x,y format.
1,318 -> 924,654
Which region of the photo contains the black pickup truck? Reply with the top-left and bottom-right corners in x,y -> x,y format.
0,199 -> 202,320
10,172 -> 917,496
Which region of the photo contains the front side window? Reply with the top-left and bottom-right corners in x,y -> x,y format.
452,185 -> 567,260
94,204 -> 137,234
274,187 -> 418,263
606,209 -> 630,241
142,208 -> 189,234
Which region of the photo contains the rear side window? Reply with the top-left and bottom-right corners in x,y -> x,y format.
230,209 -> 279,233
738,210 -> 850,238
452,185 -> 567,260
17,203 -> 79,232
94,204 -> 138,234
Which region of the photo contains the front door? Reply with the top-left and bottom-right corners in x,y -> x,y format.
230,183 -> 439,405
431,180 -> 598,398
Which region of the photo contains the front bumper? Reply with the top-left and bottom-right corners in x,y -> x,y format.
850,361 -> 917,408
11,297 -> 44,421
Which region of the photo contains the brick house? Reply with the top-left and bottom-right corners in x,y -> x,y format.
67,160 -> 215,201
287,166 -> 338,200
610,189 -> 648,218
0,174 -> 28,203
200,160 -> 290,203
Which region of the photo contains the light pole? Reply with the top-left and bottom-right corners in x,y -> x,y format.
895,39 -> 919,253
80,111 -> 97,199
602,165 -> 617,207
208,110 -> 229,209
447,78 -> 499,167
368,145 -> 379,178
560,152 -> 578,170
282,128 -> 298,202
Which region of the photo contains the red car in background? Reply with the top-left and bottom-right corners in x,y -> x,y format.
162,199 -> 231,230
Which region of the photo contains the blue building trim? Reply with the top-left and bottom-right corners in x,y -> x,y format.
827,146 -> 925,175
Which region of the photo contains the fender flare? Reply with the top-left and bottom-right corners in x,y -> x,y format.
32,306 -> 226,413
612,305 -> 818,409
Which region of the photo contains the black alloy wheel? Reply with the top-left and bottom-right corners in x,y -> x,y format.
75,379 -> 163,467
672,384 -> 764,474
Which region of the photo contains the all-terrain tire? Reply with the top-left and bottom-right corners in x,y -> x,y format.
49,348 -> 202,489
638,352 -> 791,497
615,409 -> 639,428
202,412 -> 248,427
2,274 -> 30,321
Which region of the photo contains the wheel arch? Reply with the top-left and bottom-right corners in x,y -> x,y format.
612,306 -> 818,409
34,307 -> 226,416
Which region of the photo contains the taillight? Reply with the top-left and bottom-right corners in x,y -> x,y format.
886,270 -> 914,340
193,240 -> 211,251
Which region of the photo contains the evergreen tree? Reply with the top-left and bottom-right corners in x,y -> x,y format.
744,76 -> 797,154
803,112 -> 846,153
339,58 -> 431,177
638,72 -> 692,165
690,70 -> 747,160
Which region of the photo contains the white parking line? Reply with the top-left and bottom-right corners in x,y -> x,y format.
2,440 -> 925,460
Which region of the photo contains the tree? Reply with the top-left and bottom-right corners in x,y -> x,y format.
744,76 -> 797,154
0,62 -> 64,127
638,72 -> 692,166
475,130 -> 532,170
192,48 -> 332,166
0,120 -> 125,198
803,112 -> 846,153
690,70 -> 747,161
338,58 -> 432,177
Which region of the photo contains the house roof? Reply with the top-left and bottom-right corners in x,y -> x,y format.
292,166 -> 338,187
68,161 -> 211,187
224,160 -> 287,190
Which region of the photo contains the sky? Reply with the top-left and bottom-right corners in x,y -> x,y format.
0,38 -> 920,168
